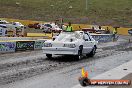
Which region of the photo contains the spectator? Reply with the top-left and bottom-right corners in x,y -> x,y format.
105,27 -> 110,34
65,22 -> 73,32
113,28 -> 117,41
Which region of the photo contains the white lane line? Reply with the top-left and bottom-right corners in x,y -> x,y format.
72,60 -> 132,88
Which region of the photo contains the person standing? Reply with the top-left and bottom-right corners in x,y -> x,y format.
105,27 -> 110,34
113,28 -> 117,41
65,22 -> 73,32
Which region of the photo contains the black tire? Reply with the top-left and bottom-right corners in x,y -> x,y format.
46,54 -> 52,59
74,50 -> 83,60
86,46 -> 96,57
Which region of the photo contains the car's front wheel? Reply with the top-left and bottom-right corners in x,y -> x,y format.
46,54 -> 52,59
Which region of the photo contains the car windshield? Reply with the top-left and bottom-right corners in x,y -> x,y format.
0,25 -> 7,28
13,23 -> 16,25
16,22 -> 22,25
45,24 -> 52,28
55,32 -> 82,41
0,22 -> 7,24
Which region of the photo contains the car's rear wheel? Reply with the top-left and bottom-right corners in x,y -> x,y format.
86,46 -> 96,57
46,54 -> 52,59
74,50 -> 83,60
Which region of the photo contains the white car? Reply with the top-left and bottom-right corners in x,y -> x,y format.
42,23 -> 62,33
0,20 -> 25,29
50,23 -> 62,32
0,20 -> 9,28
11,22 -> 25,29
0,20 -> 9,24
42,23 -> 53,33
42,31 -> 98,60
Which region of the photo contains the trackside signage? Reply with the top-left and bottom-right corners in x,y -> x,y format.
16,41 -> 35,51
78,68 -> 131,87
0,42 -> 16,53
88,80 -> 130,85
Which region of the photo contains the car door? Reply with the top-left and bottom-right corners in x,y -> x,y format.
83,33 -> 94,54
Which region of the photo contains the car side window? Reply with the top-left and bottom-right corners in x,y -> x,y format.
46,24 -> 52,28
87,33 -> 92,41
84,33 -> 91,41
13,23 -> 16,25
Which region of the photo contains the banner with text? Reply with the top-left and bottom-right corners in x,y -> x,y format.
0,42 -> 16,53
16,41 -> 35,51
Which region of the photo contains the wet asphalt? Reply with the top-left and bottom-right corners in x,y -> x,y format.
0,35 -> 132,88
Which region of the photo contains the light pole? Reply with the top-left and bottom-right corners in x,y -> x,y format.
86,0 -> 88,10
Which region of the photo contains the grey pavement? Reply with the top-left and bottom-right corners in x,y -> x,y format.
1,51 -> 132,88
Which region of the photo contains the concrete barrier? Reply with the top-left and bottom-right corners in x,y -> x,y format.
27,33 -> 52,39
91,34 -> 113,43
0,37 -> 33,41
1,18 -> 132,35
0,18 -> 44,26
0,33 -> 114,54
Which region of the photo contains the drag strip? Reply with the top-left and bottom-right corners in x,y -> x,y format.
0,41 -> 131,85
